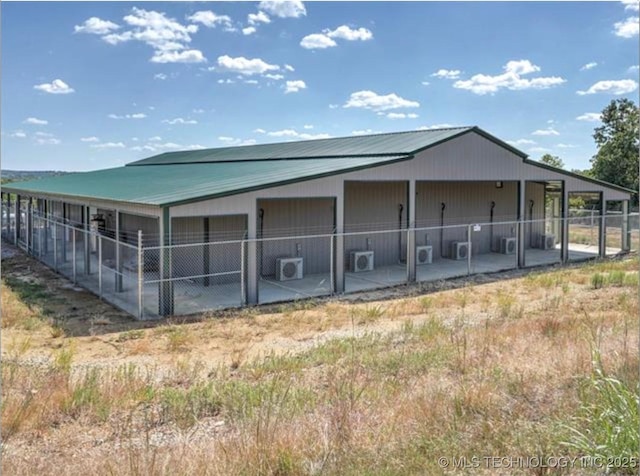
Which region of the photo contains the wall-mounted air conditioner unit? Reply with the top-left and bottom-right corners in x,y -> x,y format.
451,241 -> 470,260
416,245 -> 433,265
276,257 -> 304,281
350,251 -> 374,272
500,237 -> 517,255
539,234 -> 556,250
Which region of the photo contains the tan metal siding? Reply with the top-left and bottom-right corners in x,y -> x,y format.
258,198 -> 334,276
416,181 -> 518,257
344,181 -> 408,267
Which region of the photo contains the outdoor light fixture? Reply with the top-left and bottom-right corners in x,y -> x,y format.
495,181 -> 503,189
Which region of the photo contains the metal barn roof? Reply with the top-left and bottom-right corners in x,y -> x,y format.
3,155 -> 410,207
129,126 -> 481,165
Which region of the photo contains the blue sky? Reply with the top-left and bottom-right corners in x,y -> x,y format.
1,1 -> 638,172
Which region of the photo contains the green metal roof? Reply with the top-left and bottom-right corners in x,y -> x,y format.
129,126 -> 478,165
3,155 -> 411,207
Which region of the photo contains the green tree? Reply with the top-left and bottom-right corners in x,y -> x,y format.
539,153 -> 565,169
590,98 -> 639,204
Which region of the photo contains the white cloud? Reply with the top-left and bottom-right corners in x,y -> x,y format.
265,73 -> 284,80
614,16 -> 639,37
148,136 -> 162,141
187,11 -> 233,30
507,138 -> 536,146
154,142 -> 182,150
34,79 -> 75,94
453,59 -> 566,95
326,25 -> 373,41
91,8 -> 206,64
431,69 -> 461,79
218,78 -> 235,84
416,124 -> 457,130
343,90 -> 420,112
248,11 -> 271,25
108,113 -> 147,119
284,80 -> 306,93
421,81 -> 430,86
74,17 -> 120,35
300,33 -> 337,49
253,128 -> 266,134
528,147 -> 551,153
217,55 -> 279,75
577,79 -> 638,95
300,25 -> 372,49
244,79 -> 259,85
532,128 -> 560,136
580,62 -> 598,71
386,112 -> 419,119
556,143 -> 576,148
35,137 -> 61,145
10,131 -> 26,138
154,73 -> 168,80
258,1 -> 306,18
351,129 -> 376,135
151,49 -> 205,64
218,136 -> 257,146
303,124 -> 313,129
267,129 -> 330,140
622,0 -> 640,11
162,117 -> 198,125
192,108 -> 205,114
576,112 -> 601,122
91,142 -> 126,149
242,26 -> 257,35
185,144 -> 206,150
35,132 -> 54,137
81,136 -> 100,142
284,64 -> 295,72
328,104 -> 339,109
130,145 -> 157,152
629,65 -> 640,73
23,117 -> 48,125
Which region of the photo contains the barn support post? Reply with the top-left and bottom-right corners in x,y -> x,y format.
622,201 -> 630,251
517,181 -> 526,268
240,238 -> 246,305
6,194 -> 11,243
14,194 -> 20,245
137,230 -> 144,319
407,180 -> 416,282
98,235 -> 103,298
115,211 -> 123,292
159,207 -> 174,316
467,224 -> 472,275
329,235 -> 335,294
334,192 -> 345,293
61,203 -> 67,262
53,221 -> 58,271
72,225 -> 77,284
561,183 -> 569,263
43,200 -> 48,254
246,206 -> 258,304
203,217 -> 210,287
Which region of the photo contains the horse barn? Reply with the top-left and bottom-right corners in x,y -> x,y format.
2,126 -> 636,319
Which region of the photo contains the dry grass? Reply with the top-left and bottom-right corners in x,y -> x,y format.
1,253 -> 638,475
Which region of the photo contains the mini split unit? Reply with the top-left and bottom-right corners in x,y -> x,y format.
500,237 -> 517,255
416,245 -> 433,265
451,241 -> 470,260
276,257 -> 303,281
539,234 -> 556,250
351,251 -> 374,272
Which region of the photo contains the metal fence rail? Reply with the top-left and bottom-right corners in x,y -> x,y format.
1,210 -> 638,319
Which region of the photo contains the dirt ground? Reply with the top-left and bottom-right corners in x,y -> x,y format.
0,240 -> 635,371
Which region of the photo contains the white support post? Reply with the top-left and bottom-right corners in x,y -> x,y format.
599,204 -> 606,258
518,181 -> 526,268
561,184 -> 569,263
53,222 -> 58,271
26,197 -> 32,253
137,230 -> 144,319
240,239 -> 246,305
115,211 -> 122,292
622,201 -> 630,251
329,235 -> 335,294
14,195 -> 19,245
334,192 -> 345,293
407,179 -> 416,282
246,206 -> 258,305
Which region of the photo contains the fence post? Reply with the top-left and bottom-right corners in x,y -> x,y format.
98,235 -> 103,298
72,227 -> 77,284
53,223 -> 58,271
467,224 -> 472,276
138,230 -> 144,319
599,212 -> 606,258
330,235 -> 335,294
240,239 -> 246,305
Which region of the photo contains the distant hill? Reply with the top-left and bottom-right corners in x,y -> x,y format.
1,170 -> 71,184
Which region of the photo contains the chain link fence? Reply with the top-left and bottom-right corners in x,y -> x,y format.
2,210 -> 639,319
